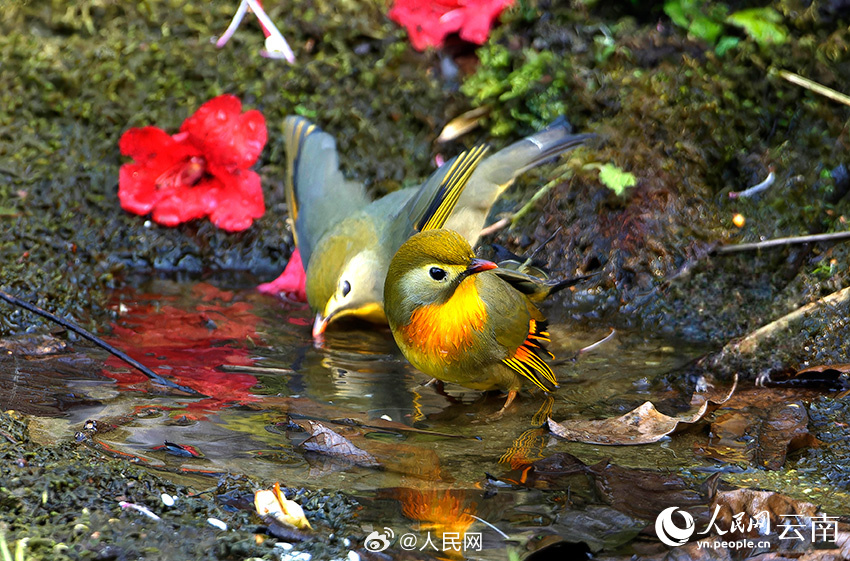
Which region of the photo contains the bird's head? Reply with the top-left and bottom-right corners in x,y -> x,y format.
306,224 -> 386,338
384,230 -> 497,325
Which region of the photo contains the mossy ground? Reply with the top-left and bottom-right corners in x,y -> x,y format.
1,1 -> 850,557
0,411 -> 364,561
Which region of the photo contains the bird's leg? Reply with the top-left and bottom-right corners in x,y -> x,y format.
502,390 -> 518,410
483,390 -> 518,422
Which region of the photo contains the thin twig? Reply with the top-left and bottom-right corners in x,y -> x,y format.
728,167 -> 776,199
479,217 -> 510,238
715,231 -> 850,254
219,364 -> 294,375
510,176 -> 560,227
775,69 -> 850,107
730,286 -> 849,356
0,290 -> 205,396
470,515 -> 510,539
525,226 -> 562,264
578,328 -> 616,355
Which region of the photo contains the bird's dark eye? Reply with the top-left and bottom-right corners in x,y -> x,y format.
429,267 -> 447,281
341,280 -> 351,297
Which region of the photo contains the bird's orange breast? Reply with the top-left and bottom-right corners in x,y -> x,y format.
399,278 -> 487,364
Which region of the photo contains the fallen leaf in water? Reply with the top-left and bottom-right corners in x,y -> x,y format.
255,482 -> 312,530
548,376 -> 736,445
300,421 -> 381,468
697,400 -> 817,470
494,452 -> 589,489
493,452 -> 716,524
588,460 -> 715,522
765,364 -> 850,391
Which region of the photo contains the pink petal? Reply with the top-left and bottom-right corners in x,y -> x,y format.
257,248 -> 307,301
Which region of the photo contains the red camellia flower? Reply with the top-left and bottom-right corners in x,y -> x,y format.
388,0 -> 515,51
118,95 -> 267,232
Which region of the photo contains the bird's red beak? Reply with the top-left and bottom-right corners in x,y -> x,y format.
466,258 -> 498,274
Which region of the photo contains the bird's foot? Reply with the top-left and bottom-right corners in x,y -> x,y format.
481,390 -> 517,422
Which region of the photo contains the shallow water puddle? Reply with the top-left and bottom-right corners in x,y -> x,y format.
2,279 -> 727,556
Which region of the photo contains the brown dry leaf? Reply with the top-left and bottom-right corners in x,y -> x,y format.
766,364 -> 850,391
697,401 -> 817,470
588,460 -> 714,521
297,420 -> 442,478
711,489 -> 850,558
547,375 -> 736,445
299,420 -> 381,468
435,106 -> 490,143
712,488 -> 819,534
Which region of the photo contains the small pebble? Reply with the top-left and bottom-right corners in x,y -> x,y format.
161,493 -> 175,507
278,551 -> 311,561
347,551 -> 361,561
207,518 -> 227,531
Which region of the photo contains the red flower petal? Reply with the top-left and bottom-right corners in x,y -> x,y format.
119,163 -> 163,215
150,177 -> 222,227
257,248 -> 307,301
180,95 -> 267,170
456,0 -> 514,44
388,0 -> 514,50
118,127 -> 203,217
119,126 -> 199,165
205,168 -> 265,232
118,97 -> 267,230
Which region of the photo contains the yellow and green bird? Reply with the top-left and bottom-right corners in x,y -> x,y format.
283,116 -> 591,338
384,229 -> 568,413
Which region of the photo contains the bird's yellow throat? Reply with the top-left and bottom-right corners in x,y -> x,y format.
399,278 -> 487,363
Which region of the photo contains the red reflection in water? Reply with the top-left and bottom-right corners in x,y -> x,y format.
102,284 -> 262,417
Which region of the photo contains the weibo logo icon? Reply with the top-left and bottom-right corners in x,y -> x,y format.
655,507 -> 696,547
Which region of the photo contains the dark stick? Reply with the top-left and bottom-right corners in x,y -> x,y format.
0,289 -> 206,396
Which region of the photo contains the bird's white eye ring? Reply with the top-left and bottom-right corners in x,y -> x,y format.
341,280 -> 351,297
429,267 -> 447,281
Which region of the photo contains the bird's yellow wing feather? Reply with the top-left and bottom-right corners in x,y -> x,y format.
501,318 -> 558,391
416,144 -> 490,232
